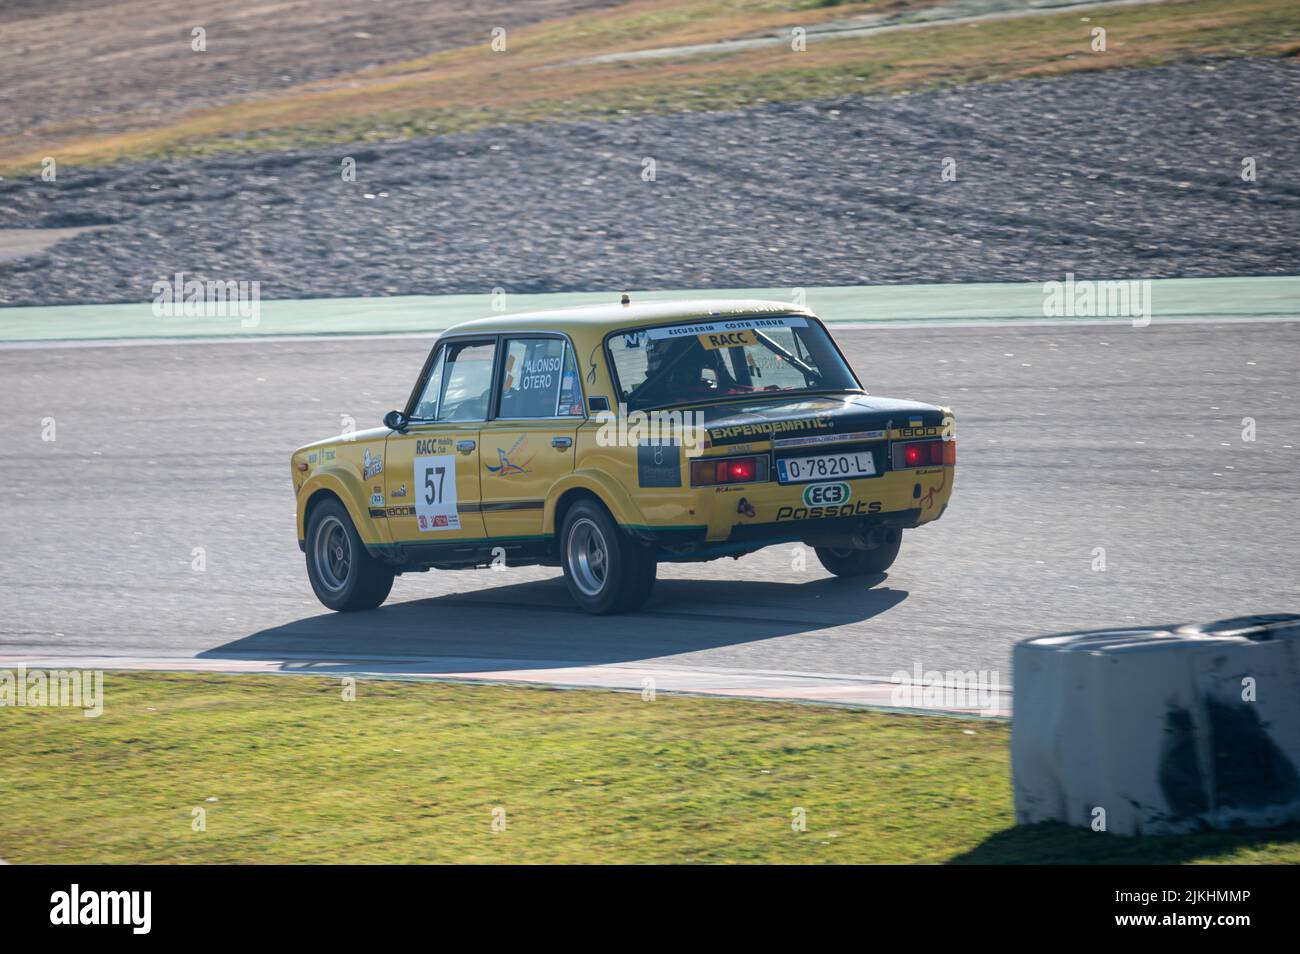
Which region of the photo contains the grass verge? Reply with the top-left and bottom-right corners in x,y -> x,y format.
1,672 -> 1297,863
2,0 -> 1297,173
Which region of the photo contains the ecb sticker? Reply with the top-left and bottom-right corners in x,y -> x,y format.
802,482 -> 850,507
414,455 -> 459,532
369,492 -> 384,507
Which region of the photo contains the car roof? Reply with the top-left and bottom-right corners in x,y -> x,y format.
441,298 -> 817,337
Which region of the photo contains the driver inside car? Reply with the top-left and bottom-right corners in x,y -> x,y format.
635,338 -> 733,405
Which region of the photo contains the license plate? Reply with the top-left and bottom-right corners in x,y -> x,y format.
776,450 -> 875,484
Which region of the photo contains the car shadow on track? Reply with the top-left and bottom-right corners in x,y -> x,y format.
202,573 -> 908,672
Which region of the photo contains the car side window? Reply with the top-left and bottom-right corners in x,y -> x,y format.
435,340 -> 496,422
497,337 -> 570,419
411,346 -> 447,421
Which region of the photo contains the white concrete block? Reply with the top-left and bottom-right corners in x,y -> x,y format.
1012,614 -> 1300,836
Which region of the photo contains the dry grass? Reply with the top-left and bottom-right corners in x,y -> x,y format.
2,0 -> 1296,172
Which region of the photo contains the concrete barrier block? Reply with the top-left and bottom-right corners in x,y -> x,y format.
1012,614 -> 1300,836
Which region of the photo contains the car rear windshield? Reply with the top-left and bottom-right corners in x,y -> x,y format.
607,315 -> 859,412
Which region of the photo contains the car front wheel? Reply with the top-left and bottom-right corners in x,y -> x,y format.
306,497 -> 395,611
560,500 -> 656,614
815,530 -> 902,577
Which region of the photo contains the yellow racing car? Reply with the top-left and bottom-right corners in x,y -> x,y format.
291,299 -> 955,614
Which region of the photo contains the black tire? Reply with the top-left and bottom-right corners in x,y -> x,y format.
560,499 -> 657,614
305,497 -> 395,611
815,531 -> 902,577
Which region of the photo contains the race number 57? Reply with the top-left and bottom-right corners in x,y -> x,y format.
413,455 -> 460,531
424,463 -> 446,504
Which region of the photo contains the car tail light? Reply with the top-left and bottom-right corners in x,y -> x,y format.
691,455 -> 769,486
893,440 -> 953,470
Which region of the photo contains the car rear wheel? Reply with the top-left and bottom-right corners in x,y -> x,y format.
306,498 -> 395,611
561,500 -> 656,614
815,530 -> 902,577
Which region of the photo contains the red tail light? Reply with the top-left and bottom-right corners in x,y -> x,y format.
690,455 -> 769,486
893,440 -> 953,470
725,459 -> 755,481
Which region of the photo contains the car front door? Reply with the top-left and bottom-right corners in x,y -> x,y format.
480,334 -> 584,542
384,338 -> 496,555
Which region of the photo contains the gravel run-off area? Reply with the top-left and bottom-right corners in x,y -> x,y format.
1,58 -> 1297,306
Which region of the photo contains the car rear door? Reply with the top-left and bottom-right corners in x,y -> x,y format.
480,334 -> 584,541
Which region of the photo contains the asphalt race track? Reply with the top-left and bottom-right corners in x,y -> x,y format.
1,319 -> 1297,698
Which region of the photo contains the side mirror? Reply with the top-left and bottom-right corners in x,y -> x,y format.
383,409 -> 407,431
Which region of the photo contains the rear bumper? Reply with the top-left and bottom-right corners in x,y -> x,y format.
627,464 -> 954,554
726,506 -> 925,544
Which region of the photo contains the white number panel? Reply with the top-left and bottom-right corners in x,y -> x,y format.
413,455 -> 460,531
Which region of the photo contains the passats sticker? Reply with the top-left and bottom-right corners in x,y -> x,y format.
414,455 -> 460,531
777,500 -> 882,521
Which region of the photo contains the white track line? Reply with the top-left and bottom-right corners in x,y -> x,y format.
0,653 -> 1010,718
1,314 -> 1295,351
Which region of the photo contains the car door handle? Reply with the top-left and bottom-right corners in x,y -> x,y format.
456,440 -> 476,454
551,436 -> 573,450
